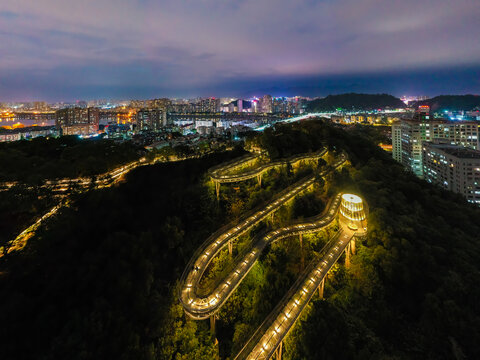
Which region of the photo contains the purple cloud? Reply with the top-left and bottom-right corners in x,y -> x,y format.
0,0 -> 479,100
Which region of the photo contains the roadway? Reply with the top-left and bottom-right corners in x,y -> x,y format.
253,113 -> 333,132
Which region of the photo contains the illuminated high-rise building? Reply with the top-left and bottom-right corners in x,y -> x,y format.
260,95 -> 273,113
237,99 -> 243,112
149,98 -> 172,109
272,97 -> 287,113
199,98 -> 220,113
130,98 -> 171,110
55,107 -> 99,135
136,109 -> 168,130
423,142 -> 480,205
392,119 -> 480,178
33,101 -> 49,111
251,99 -> 259,113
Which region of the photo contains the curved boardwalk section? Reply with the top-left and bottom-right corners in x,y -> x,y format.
210,149 -> 327,198
179,150 -> 367,360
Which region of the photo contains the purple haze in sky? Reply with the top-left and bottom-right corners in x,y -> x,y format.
0,0 -> 479,100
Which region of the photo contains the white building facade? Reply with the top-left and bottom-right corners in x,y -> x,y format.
422,142 -> 480,205
392,119 -> 480,178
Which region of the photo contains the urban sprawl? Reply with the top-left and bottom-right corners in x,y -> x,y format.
1,95 -> 480,206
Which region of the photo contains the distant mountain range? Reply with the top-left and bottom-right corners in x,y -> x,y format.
306,93 -> 480,113
412,95 -> 480,112
306,93 -> 406,112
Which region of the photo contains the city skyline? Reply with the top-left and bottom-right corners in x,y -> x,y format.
1,0 -> 480,101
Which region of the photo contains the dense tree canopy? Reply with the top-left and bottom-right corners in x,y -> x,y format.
0,149 -> 246,359
0,136 -> 142,182
413,94 -> 480,112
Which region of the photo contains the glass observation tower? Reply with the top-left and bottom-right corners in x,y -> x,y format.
339,194 -> 366,230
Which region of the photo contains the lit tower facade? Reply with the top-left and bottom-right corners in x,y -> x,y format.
339,194 -> 366,231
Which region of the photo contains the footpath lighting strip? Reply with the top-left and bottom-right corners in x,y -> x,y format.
1,152 -> 205,192
179,150 -> 366,360
183,194 -> 342,319
179,152 -> 347,320
1,203 -> 63,256
181,176 -> 320,317
241,231 -> 354,360
0,157 -> 147,192
210,149 -> 327,184
4,154 -> 207,254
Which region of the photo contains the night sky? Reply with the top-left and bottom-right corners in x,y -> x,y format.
1,0 -> 479,101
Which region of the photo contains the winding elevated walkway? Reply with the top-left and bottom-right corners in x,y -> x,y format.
0,157 -> 148,192
179,150 -> 367,360
0,152 -> 205,193
210,149 -> 327,198
235,194 -> 367,360
234,225 -> 362,360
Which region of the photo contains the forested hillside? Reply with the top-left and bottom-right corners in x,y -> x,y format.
0,136 -> 142,182
307,93 -> 405,112
413,94 -> 480,112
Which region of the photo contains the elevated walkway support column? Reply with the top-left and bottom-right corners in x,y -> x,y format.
215,181 -> 220,201
210,314 -> 216,334
299,233 -> 304,271
257,174 -> 262,187
345,242 -> 351,268
274,341 -> 283,360
318,277 -> 325,299
228,240 -> 233,256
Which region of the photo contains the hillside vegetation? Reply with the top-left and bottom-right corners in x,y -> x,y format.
307,93 -> 405,112
0,136 -> 142,183
413,94 -> 480,112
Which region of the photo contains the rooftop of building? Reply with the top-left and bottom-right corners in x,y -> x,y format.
424,142 -> 480,159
